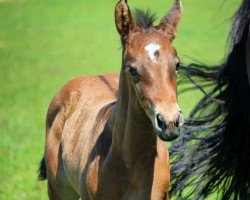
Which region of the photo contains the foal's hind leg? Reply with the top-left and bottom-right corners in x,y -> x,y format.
47,181 -> 79,200
46,153 -> 80,200
45,138 -> 79,200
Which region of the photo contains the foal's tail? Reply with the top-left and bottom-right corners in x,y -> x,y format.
38,157 -> 47,180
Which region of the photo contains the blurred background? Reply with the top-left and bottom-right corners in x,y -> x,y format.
0,0 -> 240,199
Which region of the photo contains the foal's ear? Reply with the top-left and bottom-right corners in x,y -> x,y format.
115,0 -> 134,41
155,0 -> 182,42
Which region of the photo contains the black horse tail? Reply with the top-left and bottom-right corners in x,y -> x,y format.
38,157 -> 47,180
170,0 -> 250,199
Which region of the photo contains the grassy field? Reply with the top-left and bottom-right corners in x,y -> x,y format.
0,0 -> 240,199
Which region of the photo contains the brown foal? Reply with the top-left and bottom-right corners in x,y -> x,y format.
39,0 -> 183,199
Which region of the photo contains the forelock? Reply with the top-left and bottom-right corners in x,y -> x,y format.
133,9 -> 156,30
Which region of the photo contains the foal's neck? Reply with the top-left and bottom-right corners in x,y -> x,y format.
109,64 -> 160,168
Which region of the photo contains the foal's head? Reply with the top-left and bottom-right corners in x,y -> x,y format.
115,0 -> 184,141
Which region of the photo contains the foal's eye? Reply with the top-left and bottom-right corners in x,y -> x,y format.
125,66 -> 140,83
176,62 -> 180,71
128,67 -> 138,76
125,66 -> 139,77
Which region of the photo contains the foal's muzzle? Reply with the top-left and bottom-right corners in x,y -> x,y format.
154,112 -> 184,142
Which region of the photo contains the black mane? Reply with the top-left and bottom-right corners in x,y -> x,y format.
133,9 -> 156,29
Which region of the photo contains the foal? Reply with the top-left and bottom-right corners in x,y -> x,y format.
39,0 -> 183,199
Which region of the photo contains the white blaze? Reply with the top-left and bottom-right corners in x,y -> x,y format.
145,43 -> 161,64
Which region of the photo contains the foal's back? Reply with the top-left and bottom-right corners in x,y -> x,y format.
44,74 -> 118,199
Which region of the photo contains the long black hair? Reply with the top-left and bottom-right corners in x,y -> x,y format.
170,0 -> 250,199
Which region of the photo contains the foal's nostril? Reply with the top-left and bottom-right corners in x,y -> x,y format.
156,114 -> 167,131
174,120 -> 179,128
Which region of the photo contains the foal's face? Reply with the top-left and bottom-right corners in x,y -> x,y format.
124,32 -> 183,141
115,0 -> 184,141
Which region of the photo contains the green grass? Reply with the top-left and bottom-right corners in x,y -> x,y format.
0,0 -> 240,199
